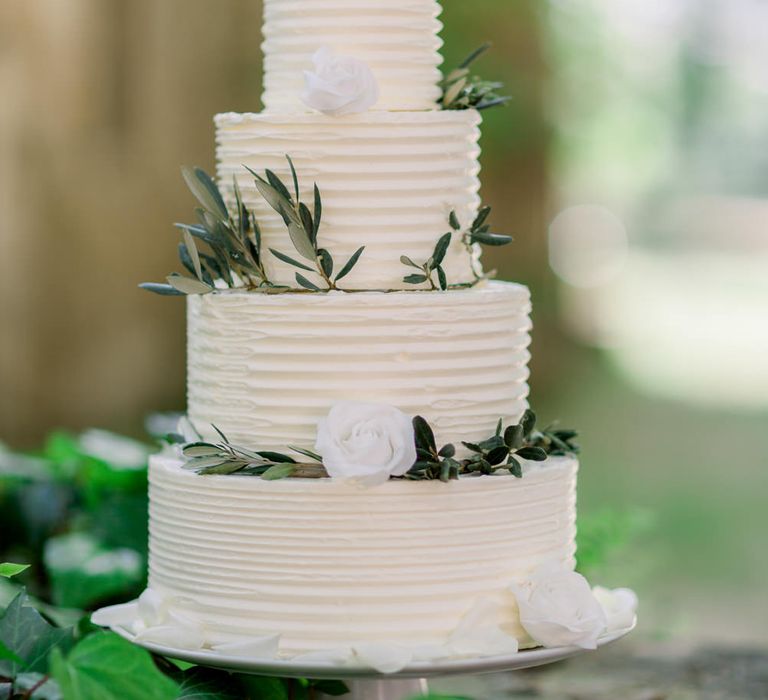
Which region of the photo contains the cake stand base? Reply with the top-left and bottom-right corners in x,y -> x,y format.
108,619 -> 635,700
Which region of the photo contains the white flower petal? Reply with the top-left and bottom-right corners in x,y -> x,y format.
210,635 -> 280,658
352,643 -> 413,674
91,602 -> 139,628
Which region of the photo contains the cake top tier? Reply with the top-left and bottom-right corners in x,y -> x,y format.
262,0 -> 443,113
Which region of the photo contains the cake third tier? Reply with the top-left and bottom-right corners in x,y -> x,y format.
187,281 -> 531,452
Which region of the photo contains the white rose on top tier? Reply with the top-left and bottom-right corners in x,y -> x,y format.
510,562 -> 609,650
315,401 -> 416,486
301,46 -> 380,116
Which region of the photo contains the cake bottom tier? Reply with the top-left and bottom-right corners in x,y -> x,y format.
145,454 -> 578,659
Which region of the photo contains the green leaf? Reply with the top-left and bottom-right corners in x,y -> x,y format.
182,230 -> 203,281
313,184 -> 322,240
472,206 -> 491,229
317,248 -> 334,278
495,418 -> 503,436
403,274 -> 428,285
432,232 -> 452,267
181,167 -> 228,222
181,443 -> 222,458
269,248 -> 314,272
459,42 -> 492,69
521,409 -> 537,437
400,255 -> 421,269
448,211 -> 461,231
0,563 -> 29,578
334,246 -> 365,283
438,444 -> 456,458
138,282 -> 184,296
507,456 -> 523,478
295,273 -> 321,291
412,416 -> 437,453
174,223 -> 218,246
239,677 -> 289,700
174,666 -> 243,700
265,169 -> 294,205
504,424 -> 524,450
166,274 -> 213,295
50,631 -> 179,700
0,590 -> 74,677
261,464 -> 296,481
0,639 -> 22,665
516,446 -> 548,462
443,77 -> 467,107
486,446 -> 510,466
471,231 -> 513,246
286,155 -> 300,202
288,221 -> 317,261
436,265 -> 447,290
309,680 -> 349,696
288,446 -> 323,462
255,451 -> 297,464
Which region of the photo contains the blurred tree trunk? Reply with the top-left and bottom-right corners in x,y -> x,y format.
0,0 -> 263,446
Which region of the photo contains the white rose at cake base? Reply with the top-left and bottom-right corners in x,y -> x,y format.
315,401 -> 416,486
301,46 -> 380,115
510,563 -> 610,649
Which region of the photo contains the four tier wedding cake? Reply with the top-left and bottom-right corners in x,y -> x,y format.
94,0 -> 636,673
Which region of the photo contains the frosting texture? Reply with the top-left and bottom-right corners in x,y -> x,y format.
186,282 -> 531,453
215,110 -> 481,290
147,454 -> 578,656
261,0 -> 443,112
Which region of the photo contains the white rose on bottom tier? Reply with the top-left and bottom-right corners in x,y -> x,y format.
301,46 -> 380,116
315,401 -> 416,486
510,562 -> 608,649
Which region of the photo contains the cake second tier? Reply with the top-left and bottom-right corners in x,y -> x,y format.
187,281 -> 531,452
215,110 -> 481,290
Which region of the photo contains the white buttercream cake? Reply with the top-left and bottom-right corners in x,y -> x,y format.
95,0 -> 637,671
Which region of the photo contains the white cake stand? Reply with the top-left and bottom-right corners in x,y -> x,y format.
111,621 -> 635,700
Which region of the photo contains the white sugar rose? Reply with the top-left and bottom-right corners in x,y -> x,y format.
315,401 -> 416,486
510,562 -> 608,649
301,46 -> 379,116
592,586 -> 638,633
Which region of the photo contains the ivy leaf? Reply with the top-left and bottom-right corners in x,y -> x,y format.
181,167 -> 228,222
431,232 -> 452,267
269,248 -> 314,272
50,631 -> 179,700
412,416 -> 437,453
295,273 -> 321,291
138,283 -> 184,297
174,666 -> 243,700
0,563 -> 29,578
334,246 -> 365,283
0,590 -> 74,677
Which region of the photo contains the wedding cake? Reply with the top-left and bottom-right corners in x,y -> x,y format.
95,0 -> 636,673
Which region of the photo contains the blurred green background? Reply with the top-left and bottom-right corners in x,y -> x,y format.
1,0 -> 766,670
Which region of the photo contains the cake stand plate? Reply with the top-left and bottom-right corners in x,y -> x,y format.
110,620 -> 635,700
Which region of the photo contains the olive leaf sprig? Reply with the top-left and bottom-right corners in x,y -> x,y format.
180,426 -> 328,479
440,43 -> 511,111
140,167 -> 272,296
406,409 -> 579,482
246,156 -> 365,291
448,207 -> 514,281
400,232 -> 452,290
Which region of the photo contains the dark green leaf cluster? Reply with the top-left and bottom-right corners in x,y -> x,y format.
401,232 -> 452,290
246,157 -> 364,291
440,43 -> 511,111
181,426 -> 327,480
406,410 -> 579,482
456,206 -> 513,248
141,167 -> 271,296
